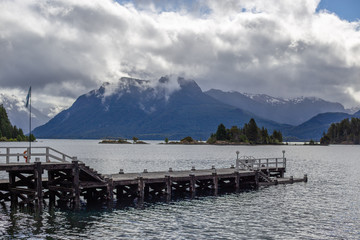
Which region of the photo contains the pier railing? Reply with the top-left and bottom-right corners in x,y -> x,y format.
236,156 -> 286,171
0,147 -> 74,164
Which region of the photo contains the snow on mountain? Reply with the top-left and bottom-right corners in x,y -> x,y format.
205,89 -> 347,125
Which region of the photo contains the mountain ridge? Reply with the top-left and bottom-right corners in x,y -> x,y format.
205,89 -> 347,125
33,77 -> 289,140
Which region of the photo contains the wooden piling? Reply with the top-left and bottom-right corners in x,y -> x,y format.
235,171 -> 240,192
72,160 -> 80,209
189,174 -> 196,193
34,161 -> 43,207
212,172 -> 218,195
137,177 -> 145,201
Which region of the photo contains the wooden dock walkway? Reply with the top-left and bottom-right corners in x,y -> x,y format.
0,147 -> 307,209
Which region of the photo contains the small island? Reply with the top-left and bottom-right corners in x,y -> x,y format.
99,136 -> 148,144
165,136 -> 206,145
206,119 -> 283,145
162,119 -> 284,145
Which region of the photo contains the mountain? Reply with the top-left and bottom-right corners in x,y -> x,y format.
205,89 -> 346,125
286,112 -> 353,140
0,93 -> 50,133
33,77 -> 289,140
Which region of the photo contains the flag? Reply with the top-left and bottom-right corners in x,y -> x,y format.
25,87 -> 31,108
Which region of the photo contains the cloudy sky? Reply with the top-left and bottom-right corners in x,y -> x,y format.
0,0 -> 360,113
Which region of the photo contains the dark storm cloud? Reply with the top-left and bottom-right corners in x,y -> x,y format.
0,0 -> 360,111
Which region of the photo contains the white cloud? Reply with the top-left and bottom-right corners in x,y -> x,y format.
0,0 -> 360,112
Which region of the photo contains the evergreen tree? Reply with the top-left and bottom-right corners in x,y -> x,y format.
0,105 -> 32,141
216,123 -> 227,141
245,118 -> 259,143
321,117 -> 360,144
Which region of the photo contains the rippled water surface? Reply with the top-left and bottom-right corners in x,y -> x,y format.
1,140 -> 360,239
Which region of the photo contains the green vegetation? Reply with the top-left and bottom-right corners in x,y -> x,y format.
320,118 -> 360,144
207,118 -> 283,144
0,105 -> 35,142
100,138 -> 132,144
100,137 -> 147,144
180,136 -> 195,143
165,136 -> 205,144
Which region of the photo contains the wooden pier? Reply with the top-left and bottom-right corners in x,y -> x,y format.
0,147 -> 307,209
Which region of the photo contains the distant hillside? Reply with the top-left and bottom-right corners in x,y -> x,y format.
205,89 -> 346,125
286,112 -> 353,140
33,77 -> 288,140
0,93 -> 50,133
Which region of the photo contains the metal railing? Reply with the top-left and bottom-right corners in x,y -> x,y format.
0,147 -> 75,164
236,155 -> 286,171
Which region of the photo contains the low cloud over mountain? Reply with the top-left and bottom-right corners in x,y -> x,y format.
1,0 -> 360,112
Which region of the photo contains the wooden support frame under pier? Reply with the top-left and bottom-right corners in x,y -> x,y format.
0,147 -> 307,209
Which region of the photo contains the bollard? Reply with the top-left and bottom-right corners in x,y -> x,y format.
211,165 -> 215,170
290,176 -> 294,183
143,169 -> 148,173
191,166 -> 196,171
168,167 -> 173,172
212,167 -> 217,175
119,169 -> 124,174
230,164 -> 235,169
304,174 -> 308,182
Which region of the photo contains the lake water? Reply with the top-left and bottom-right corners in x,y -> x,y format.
0,140 -> 359,239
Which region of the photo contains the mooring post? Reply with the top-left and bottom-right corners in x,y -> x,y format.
290,176 -> 294,184
304,174 -> 308,182
189,173 -> 196,193
212,170 -> 218,196
34,160 -> 43,207
72,157 -> 80,209
282,150 -> 286,170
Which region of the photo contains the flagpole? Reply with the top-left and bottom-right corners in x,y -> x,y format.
29,88 -> 31,162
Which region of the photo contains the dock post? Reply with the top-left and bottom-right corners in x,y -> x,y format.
212,171 -> 218,196
304,174 -> 308,182
165,175 -> 172,202
235,171 -> 240,192
107,178 -> 114,201
6,147 -> 10,164
189,174 -> 196,194
9,172 -> 18,206
236,151 -> 240,171
34,161 -> 43,208
72,158 -> 80,209
255,171 -> 259,189
137,177 -> 145,201
290,176 -> 294,184
48,170 -> 55,206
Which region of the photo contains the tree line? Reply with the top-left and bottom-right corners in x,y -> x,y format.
320,118 -> 360,144
0,105 -> 35,141
207,118 -> 283,144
